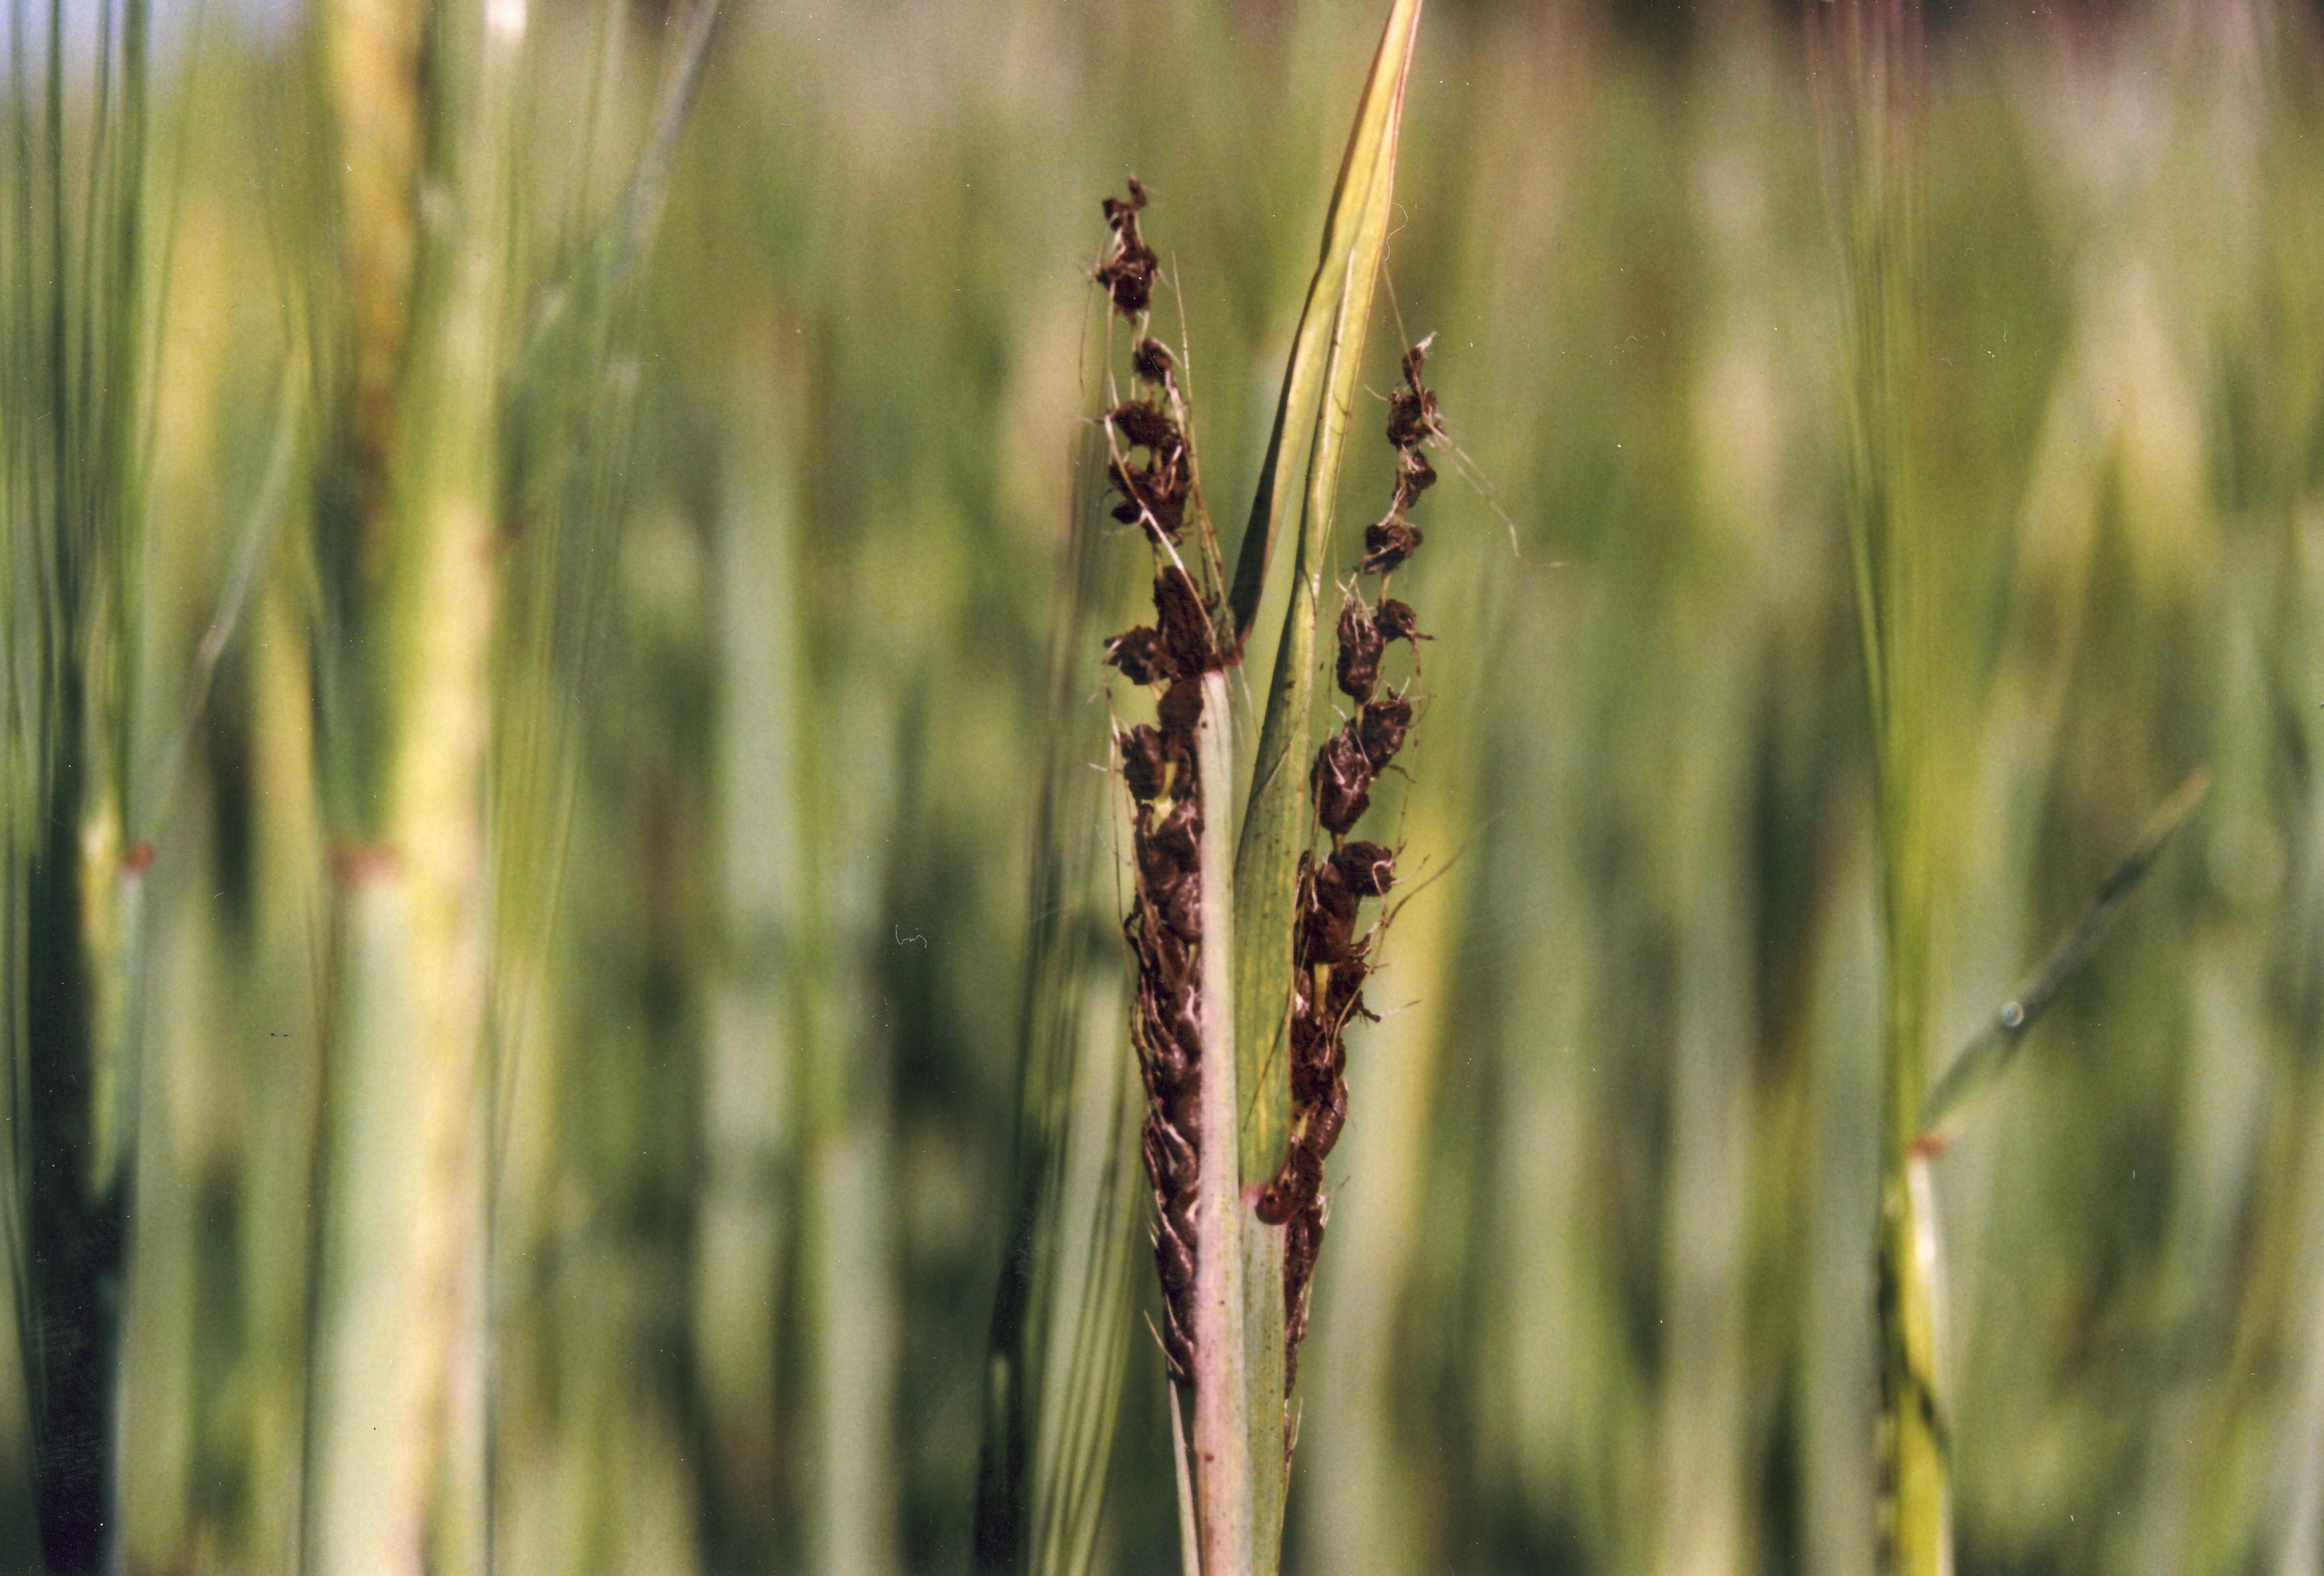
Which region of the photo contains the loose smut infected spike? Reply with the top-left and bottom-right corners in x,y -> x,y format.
1123,721 -> 1205,1388
1263,342 -> 1445,1402
1093,184 -> 1234,1394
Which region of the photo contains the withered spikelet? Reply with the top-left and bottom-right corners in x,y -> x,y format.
1260,338 -> 1446,1396
1098,184 -> 1231,1388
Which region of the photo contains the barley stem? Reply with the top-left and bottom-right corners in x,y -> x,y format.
1191,667 -> 1252,1576
1814,3 -> 1951,1570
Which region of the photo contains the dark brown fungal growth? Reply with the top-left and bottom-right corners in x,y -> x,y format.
1118,724 -> 1172,805
1095,184 -> 1233,1392
1262,340 -> 1449,1401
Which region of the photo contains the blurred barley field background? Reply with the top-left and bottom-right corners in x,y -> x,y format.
5,0 -> 2324,1572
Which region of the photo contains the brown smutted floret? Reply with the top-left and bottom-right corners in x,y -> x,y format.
1301,867 -> 1360,966
1119,725 -> 1167,802
1104,626 -> 1166,687
1256,1143 -> 1324,1226
1108,400 -> 1179,453
1374,597 -> 1423,646
1384,336 -> 1444,451
1153,567 -> 1218,676
1334,839 -> 1396,897
1311,729 -> 1374,837
1359,518 -> 1424,576
1357,694 -> 1412,770
1096,177 -> 1159,317
1132,336 -> 1175,384
1108,445 -> 1192,545
1308,696 -> 1412,841
1335,596 -> 1385,701
1155,675 -> 1204,737
1337,593 -> 1430,702
1092,186 -> 1249,1396
1304,1077 -> 1348,1156
1321,954 -> 1378,1029
1143,796 -> 1202,877
1392,447 -> 1438,508
1283,1202 -> 1325,1392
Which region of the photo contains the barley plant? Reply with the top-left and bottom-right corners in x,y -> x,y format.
6,1 -> 2324,1574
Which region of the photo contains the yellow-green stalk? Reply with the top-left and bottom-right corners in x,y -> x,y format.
1,0 -> 157,1561
1814,3 -> 1948,1571
301,0 -> 520,1567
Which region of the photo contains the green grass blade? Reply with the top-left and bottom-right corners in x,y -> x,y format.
1915,769 -> 2209,1157
1022,971 -> 1141,1576
1813,4 -> 1947,1571
136,363 -> 303,842
972,423 -> 1145,1576
1168,1382 -> 1202,1576
1225,5 -> 1422,1561
510,0 -> 722,392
